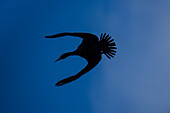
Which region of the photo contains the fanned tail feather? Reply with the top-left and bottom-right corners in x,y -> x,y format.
99,33 -> 117,59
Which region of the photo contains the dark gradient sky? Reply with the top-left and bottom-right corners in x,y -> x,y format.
1,0 -> 170,113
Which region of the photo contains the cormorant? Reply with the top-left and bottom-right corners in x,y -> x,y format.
45,32 -> 117,87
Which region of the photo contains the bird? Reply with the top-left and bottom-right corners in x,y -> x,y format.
45,32 -> 117,87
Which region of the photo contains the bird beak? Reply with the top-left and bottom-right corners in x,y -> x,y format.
55,58 -> 62,62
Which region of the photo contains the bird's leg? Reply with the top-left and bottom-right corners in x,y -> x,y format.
55,51 -> 78,62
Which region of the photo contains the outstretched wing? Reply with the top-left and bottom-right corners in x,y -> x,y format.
55,55 -> 101,87
45,32 -> 99,41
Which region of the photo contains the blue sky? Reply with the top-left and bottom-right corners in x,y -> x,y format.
1,0 -> 170,113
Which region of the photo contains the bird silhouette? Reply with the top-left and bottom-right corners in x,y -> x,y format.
45,32 -> 117,87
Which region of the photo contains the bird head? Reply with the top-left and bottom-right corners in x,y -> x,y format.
98,33 -> 117,59
55,52 -> 72,62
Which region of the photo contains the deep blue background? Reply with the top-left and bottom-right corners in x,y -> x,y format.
1,0 -> 170,113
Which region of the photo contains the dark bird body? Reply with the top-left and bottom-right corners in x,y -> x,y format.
45,32 -> 117,86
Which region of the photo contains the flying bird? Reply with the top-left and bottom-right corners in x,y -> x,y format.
45,32 -> 117,87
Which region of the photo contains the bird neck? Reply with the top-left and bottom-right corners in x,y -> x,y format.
66,51 -> 78,56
